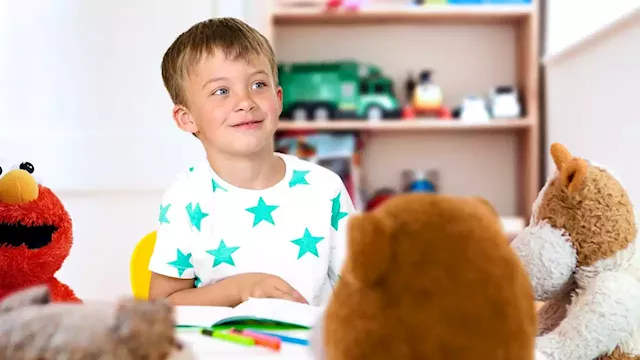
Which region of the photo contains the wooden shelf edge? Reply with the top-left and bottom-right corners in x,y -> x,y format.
277,118 -> 533,131
273,4 -> 534,25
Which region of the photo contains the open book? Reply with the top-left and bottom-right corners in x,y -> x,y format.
173,297 -> 323,329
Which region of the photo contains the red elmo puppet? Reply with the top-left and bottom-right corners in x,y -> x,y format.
0,162 -> 80,302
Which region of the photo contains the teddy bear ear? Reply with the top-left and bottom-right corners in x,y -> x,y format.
471,197 -> 499,218
0,285 -> 51,313
560,158 -> 589,194
343,213 -> 391,286
550,142 -> 572,171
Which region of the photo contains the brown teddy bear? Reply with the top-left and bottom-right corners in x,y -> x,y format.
511,142 -> 640,360
311,193 -> 539,359
0,285 -> 193,360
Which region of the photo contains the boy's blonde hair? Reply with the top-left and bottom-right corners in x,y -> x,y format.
161,17 -> 278,107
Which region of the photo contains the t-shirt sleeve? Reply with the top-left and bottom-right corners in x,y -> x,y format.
327,174 -> 357,285
148,178 -> 196,279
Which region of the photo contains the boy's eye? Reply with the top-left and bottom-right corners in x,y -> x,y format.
252,82 -> 267,89
212,88 -> 228,96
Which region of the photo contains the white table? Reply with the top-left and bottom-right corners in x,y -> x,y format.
178,329 -> 316,359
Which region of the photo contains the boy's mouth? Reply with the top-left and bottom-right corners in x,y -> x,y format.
232,120 -> 263,129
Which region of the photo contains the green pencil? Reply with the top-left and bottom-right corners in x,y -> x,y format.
201,329 -> 256,347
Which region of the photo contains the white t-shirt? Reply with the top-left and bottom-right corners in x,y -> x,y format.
148,153 -> 356,306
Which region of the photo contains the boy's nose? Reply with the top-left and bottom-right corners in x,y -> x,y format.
0,169 -> 39,205
235,94 -> 257,112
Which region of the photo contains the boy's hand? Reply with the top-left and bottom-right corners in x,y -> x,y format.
231,273 -> 308,304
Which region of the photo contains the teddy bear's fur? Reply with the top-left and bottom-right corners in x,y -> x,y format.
511,142 -> 640,360
0,285 -> 193,360
311,193 -> 538,359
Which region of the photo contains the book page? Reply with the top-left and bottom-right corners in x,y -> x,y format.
231,298 -> 323,328
173,305 -> 233,327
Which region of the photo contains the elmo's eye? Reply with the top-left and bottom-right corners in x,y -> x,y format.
19,162 -> 35,174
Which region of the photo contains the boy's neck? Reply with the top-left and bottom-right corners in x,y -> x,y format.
206,148 -> 285,190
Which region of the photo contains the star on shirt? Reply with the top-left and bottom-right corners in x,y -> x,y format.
206,240 -> 240,268
331,192 -> 348,231
289,169 -> 310,188
186,202 -> 209,231
291,228 -> 324,259
212,178 -> 228,192
167,249 -> 193,277
158,203 -> 171,224
245,197 -> 279,227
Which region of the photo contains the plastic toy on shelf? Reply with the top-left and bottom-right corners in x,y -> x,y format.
490,85 -> 521,118
278,60 -> 401,122
402,169 -> 439,193
459,96 -> 491,123
403,70 -> 451,119
326,0 -> 365,11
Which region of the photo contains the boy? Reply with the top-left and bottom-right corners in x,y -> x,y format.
147,17 -> 356,307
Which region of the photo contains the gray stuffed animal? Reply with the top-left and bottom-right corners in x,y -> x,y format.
0,285 -> 194,360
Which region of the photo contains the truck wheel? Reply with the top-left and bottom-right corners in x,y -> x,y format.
367,106 -> 383,121
313,106 -> 330,122
292,107 -> 308,122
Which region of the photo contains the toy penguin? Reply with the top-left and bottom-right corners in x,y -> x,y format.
511,142 -> 640,360
311,193 -> 539,359
0,162 -> 80,302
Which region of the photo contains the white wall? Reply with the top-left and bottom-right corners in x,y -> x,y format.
545,0 -> 639,58
545,15 -> 640,213
0,0 -> 222,301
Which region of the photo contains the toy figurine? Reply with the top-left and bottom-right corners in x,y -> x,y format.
490,86 -> 521,118
460,96 -> 491,123
405,70 -> 450,119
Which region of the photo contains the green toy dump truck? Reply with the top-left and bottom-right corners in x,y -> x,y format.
278,61 -> 401,121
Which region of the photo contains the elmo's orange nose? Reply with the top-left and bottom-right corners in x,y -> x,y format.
0,169 -> 39,205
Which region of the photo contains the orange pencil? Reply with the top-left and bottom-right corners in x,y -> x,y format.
230,329 -> 282,351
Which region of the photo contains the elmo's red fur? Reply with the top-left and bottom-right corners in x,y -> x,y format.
0,184 -> 80,302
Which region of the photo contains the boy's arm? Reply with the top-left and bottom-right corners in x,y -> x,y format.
328,176 -> 357,286
147,179 -> 198,301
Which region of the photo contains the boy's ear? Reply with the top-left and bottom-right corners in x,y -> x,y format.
172,105 -> 198,135
344,213 -> 391,286
276,86 -> 283,116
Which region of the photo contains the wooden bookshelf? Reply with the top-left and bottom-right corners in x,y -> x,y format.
273,4 -> 533,25
278,118 -> 533,132
265,0 -> 541,230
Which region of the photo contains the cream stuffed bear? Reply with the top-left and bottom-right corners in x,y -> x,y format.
511,142 -> 640,360
0,285 -> 194,360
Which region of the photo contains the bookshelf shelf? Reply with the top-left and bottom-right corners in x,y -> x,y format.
273,4 -> 534,25
266,0 -> 540,226
278,118 -> 532,132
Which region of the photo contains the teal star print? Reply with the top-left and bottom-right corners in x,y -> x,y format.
331,192 -> 348,231
158,203 -> 171,224
291,228 -> 324,259
245,197 -> 279,227
289,169 -> 310,188
167,249 -> 193,277
189,166 -> 194,172
186,202 -> 209,231
206,240 -> 240,268
211,178 -> 227,192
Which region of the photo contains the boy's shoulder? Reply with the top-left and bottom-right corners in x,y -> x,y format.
162,159 -> 212,199
279,153 -> 345,191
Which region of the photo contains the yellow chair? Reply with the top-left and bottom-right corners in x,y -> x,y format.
130,230 -> 157,300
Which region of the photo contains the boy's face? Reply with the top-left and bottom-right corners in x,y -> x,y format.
173,51 -> 282,157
